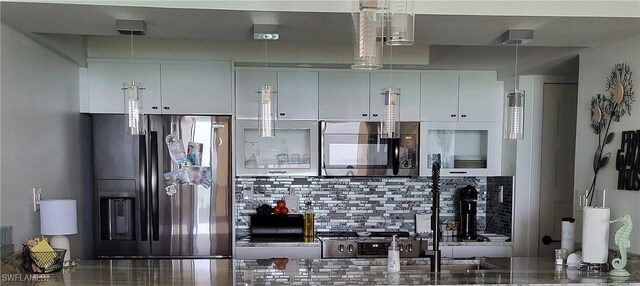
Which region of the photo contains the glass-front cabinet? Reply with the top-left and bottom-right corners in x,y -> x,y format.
236,120 -> 319,176
420,122 -> 500,176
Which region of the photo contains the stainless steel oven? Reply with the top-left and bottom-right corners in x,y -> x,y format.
320,121 -> 419,176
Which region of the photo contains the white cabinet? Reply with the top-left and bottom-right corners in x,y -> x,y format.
421,72 -> 500,122
235,70 -> 318,120
319,71 -> 370,121
87,60 -> 232,114
421,72 -> 459,121
451,246 -> 512,258
370,72 -> 421,121
420,121 -> 501,176
88,61 -> 162,114
235,70 -> 277,119
277,71 -> 318,120
160,62 -> 232,114
458,73 -> 500,122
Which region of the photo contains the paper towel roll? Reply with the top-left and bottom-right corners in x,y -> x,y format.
582,207 -> 610,263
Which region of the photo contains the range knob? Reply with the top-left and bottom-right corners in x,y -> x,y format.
399,244 -> 405,252
347,244 -> 354,253
407,244 -> 413,252
338,245 -> 345,252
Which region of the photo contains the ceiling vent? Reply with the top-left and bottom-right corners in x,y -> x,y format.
116,20 -> 146,36
501,30 -> 533,45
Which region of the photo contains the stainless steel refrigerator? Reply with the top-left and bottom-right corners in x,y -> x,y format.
93,115 -> 231,258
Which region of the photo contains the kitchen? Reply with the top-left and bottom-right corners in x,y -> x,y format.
2,2 -> 639,284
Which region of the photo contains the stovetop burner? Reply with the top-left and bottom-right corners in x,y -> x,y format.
316,231 -> 411,238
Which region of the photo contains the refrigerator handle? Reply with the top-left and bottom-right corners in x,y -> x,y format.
150,131 -> 160,241
139,134 -> 148,241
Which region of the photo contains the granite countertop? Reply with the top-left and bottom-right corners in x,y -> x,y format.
2,257 -> 638,285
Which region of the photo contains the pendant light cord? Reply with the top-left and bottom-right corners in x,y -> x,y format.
264,38 -> 268,69
514,41 -> 518,90
130,31 -> 134,66
389,45 -> 394,85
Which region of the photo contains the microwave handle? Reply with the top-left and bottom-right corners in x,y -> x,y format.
390,138 -> 400,176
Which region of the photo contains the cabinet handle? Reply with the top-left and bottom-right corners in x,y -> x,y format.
449,171 -> 468,174
461,114 -> 467,118
450,114 -> 457,117
152,106 -> 158,110
372,114 -> 379,117
362,114 -> 368,117
279,113 -> 286,116
163,107 -> 170,110
268,170 -> 287,174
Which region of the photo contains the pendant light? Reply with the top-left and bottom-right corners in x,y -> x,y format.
386,0 -> 415,46
381,46 -> 400,139
502,30 -> 533,140
352,0 -> 384,70
117,20 -> 147,136
254,24 -> 279,138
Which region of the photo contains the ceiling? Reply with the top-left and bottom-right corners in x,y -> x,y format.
1,2 -> 639,77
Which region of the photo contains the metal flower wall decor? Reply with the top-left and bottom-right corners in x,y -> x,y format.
587,63 -> 635,205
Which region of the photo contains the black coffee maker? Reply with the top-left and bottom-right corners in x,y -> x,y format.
458,185 -> 478,240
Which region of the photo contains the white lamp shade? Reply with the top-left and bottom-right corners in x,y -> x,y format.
40,200 -> 77,235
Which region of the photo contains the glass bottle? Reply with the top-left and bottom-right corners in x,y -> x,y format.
303,201 -> 315,240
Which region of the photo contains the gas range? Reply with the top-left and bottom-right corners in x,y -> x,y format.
318,231 -> 421,258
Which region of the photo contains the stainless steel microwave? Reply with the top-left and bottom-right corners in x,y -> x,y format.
320,121 -> 419,176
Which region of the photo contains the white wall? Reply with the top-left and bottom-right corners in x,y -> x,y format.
0,23 -> 93,259
573,35 -> 640,255
511,75 -> 578,257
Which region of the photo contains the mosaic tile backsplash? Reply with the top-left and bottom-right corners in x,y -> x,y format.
235,177 -> 515,238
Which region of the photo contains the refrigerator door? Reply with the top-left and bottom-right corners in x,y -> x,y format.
93,114 -> 150,257
149,115 -> 231,257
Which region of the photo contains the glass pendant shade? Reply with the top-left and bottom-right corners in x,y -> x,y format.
351,1 -> 383,70
381,87 -> 401,139
386,0 -> 415,46
504,90 -> 525,140
123,81 -> 145,135
258,85 -> 276,138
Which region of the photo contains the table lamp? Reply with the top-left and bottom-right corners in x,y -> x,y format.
40,199 -> 77,262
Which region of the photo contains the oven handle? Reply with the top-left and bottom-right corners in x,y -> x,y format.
390,138 -> 400,176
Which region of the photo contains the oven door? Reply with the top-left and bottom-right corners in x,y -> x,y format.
320,121 -> 419,176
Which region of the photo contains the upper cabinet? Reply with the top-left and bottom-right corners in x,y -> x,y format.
160,61 -> 232,115
235,70 -> 319,120
88,61 -> 162,114
369,72 -> 421,121
277,71 -> 319,120
318,71 -> 370,121
86,60 -> 232,114
421,72 -> 500,122
235,70 -> 277,119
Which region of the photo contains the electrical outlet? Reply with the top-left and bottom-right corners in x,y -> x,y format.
574,189 -> 587,213
242,184 -> 254,200
33,187 -> 42,212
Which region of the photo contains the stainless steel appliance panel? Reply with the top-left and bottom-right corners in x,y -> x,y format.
94,115 -> 231,258
320,121 -> 419,176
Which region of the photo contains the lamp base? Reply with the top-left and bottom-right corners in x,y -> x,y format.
49,235 -> 70,262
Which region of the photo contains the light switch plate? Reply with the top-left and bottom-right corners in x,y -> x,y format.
33,187 -> 42,212
415,214 -> 431,234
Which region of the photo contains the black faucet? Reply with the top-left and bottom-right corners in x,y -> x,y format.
421,162 -> 441,272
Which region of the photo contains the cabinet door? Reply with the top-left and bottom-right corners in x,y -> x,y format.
421,72 -> 459,121
420,121 -> 500,177
277,71 -> 318,120
88,62 -> 161,114
458,73 -> 499,121
236,70 -> 277,119
160,62 -> 232,114
319,72 -> 370,121
370,72 -> 421,121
